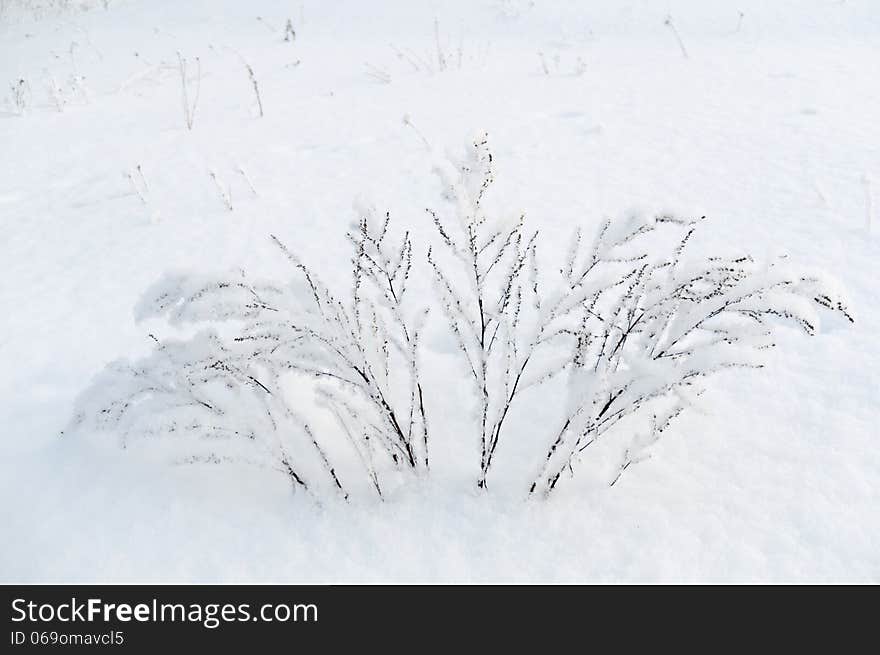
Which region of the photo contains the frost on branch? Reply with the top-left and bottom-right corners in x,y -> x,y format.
69,212 -> 431,501
68,136 -> 853,500
525,213 -> 854,495
428,136 -> 555,489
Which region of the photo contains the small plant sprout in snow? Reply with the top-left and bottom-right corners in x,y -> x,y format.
70,137 -> 854,502
284,19 -> 296,43
385,21 -> 476,76
126,164 -> 149,205
43,72 -> 89,113
46,74 -> 66,112
538,51 -> 586,77
69,74 -> 90,104
10,78 -> 31,115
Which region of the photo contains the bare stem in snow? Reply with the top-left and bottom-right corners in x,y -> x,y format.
244,62 -> 264,117
209,169 -> 233,211
538,52 -> 550,75
132,165 -> 149,196
365,63 -> 392,84
256,16 -> 276,33
126,168 -> 148,205
238,165 -> 258,196
434,18 -> 447,72
402,114 -> 431,150
177,51 -> 201,130
664,15 -> 689,59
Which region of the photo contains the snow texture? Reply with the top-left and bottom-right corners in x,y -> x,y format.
1,0 -> 878,582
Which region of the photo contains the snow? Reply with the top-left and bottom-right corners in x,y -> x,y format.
1,0 -> 878,582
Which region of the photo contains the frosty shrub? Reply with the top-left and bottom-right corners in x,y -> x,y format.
69,137 -> 853,500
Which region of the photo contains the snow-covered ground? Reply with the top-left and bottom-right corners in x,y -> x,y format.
1,0 -> 878,582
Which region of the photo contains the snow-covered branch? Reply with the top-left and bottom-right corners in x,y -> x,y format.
69,136 -> 853,501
